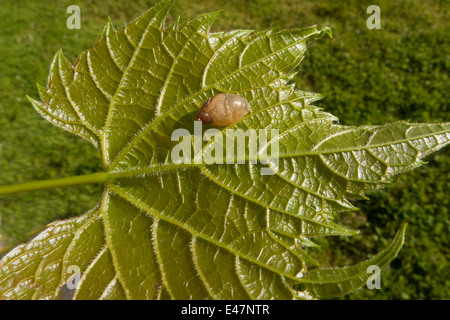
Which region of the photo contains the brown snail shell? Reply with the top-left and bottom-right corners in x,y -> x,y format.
196,93 -> 249,126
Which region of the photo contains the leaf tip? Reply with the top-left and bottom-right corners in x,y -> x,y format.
56,48 -> 69,64
322,27 -> 333,38
25,94 -> 34,103
26,94 -> 44,110
36,82 -> 47,95
390,221 -> 408,254
399,221 -> 409,235
199,10 -> 224,28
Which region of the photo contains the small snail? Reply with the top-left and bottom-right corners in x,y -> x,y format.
196,93 -> 249,126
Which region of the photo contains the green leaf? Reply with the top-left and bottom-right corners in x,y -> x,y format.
0,0 -> 449,299
298,222 -> 408,299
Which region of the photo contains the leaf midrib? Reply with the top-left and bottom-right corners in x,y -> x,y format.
106,123 -> 449,179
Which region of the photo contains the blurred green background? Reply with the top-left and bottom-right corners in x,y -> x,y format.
0,0 -> 448,299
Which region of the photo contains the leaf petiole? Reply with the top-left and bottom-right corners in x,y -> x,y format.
0,172 -> 110,196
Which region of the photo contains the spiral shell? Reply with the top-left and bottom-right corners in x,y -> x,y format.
196,93 -> 249,126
